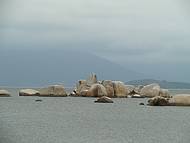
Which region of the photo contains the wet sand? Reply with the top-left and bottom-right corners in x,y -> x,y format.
0,89 -> 190,143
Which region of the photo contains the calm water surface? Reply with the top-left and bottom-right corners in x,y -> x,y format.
0,88 -> 190,143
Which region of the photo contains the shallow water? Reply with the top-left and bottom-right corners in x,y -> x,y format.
0,89 -> 190,143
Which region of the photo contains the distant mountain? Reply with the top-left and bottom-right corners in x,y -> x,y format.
0,48 -> 144,87
126,79 -> 190,89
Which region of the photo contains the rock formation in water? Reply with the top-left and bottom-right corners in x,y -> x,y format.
74,74 -> 171,98
0,89 -> 10,97
140,83 -> 161,98
159,89 -> 171,98
86,73 -> 97,86
140,83 -> 170,98
39,85 -> 67,97
19,89 -> 40,96
102,80 -> 115,97
148,95 -> 190,106
86,83 -> 107,97
94,96 -> 114,103
112,81 -> 128,98
125,85 -> 135,94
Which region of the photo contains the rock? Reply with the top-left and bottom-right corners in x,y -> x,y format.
39,85 -> 67,97
35,99 -> 42,102
125,85 -> 135,94
86,84 -> 107,97
69,89 -> 77,96
86,73 -> 97,86
139,102 -> 145,105
159,89 -> 171,98
76,80 -> 90,96
140,83 -> 161,98
19,89 -> 40,96
80,90 -> 89,97
148,95 -> 190,106
169,94 -> 190,106
113,81 -> 128,97
76,80 -> 88,96
0,90 -> 10,97
94,96 -> 114,103
147,96 -> 169,106
131,94 -> 145,98
134,85 -> 144,94
102,80 -> 115,98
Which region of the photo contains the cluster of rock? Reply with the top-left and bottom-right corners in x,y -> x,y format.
0,74 -> 171,104
2,73 -> 190,106
73,74 -> 128,98
126,83 -> 171,98
72,74 -> 171,100
148,94 -> 190,106
19,85 -> 67,97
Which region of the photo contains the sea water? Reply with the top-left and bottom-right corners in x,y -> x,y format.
0,88 -> 190,143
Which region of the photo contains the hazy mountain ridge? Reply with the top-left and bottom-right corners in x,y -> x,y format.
126,79 -> 190,89
0,48 -> 144,87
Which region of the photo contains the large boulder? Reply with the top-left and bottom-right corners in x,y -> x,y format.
125,85 -> 135,95
102,80 -> 115,97
94,96 -> 114,103
148,95 -> 190,106
140,83 -> 161,98
86,73 -> 97,86
80,89 -> 89,97
169,95 -> 190,106
0,89 -> 10,97
159,89 -> 171,98
19,89 -> 40,96
39,85 -> 67,97
134,85 -> 144,94
76,80 -> 90,96
113,81 -> 128,97
86,83 -> 107,97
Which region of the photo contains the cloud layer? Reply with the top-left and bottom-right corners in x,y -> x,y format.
1,0 -> 190,82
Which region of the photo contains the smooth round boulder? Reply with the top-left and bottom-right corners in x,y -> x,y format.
140,83 -> 161,98
113,81 -> 128,98
0,90 -> 10,97
102,80 -> 115,98
159,89 -> 171,98
94,96 -> 114,103
19,89 -> 40,96
39,85 -> 67,97
80,89 -> 89,97
169,94 -> 190,106
86,83 -> 107,97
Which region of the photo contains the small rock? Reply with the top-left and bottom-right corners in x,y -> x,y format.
139,103 -> 145,105
94,96 -> 114,103
35,99 -> 42,102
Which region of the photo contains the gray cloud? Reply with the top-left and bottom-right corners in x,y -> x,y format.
1,0 -> 190,82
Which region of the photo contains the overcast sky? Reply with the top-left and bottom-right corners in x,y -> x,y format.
1,0 -> 190,82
